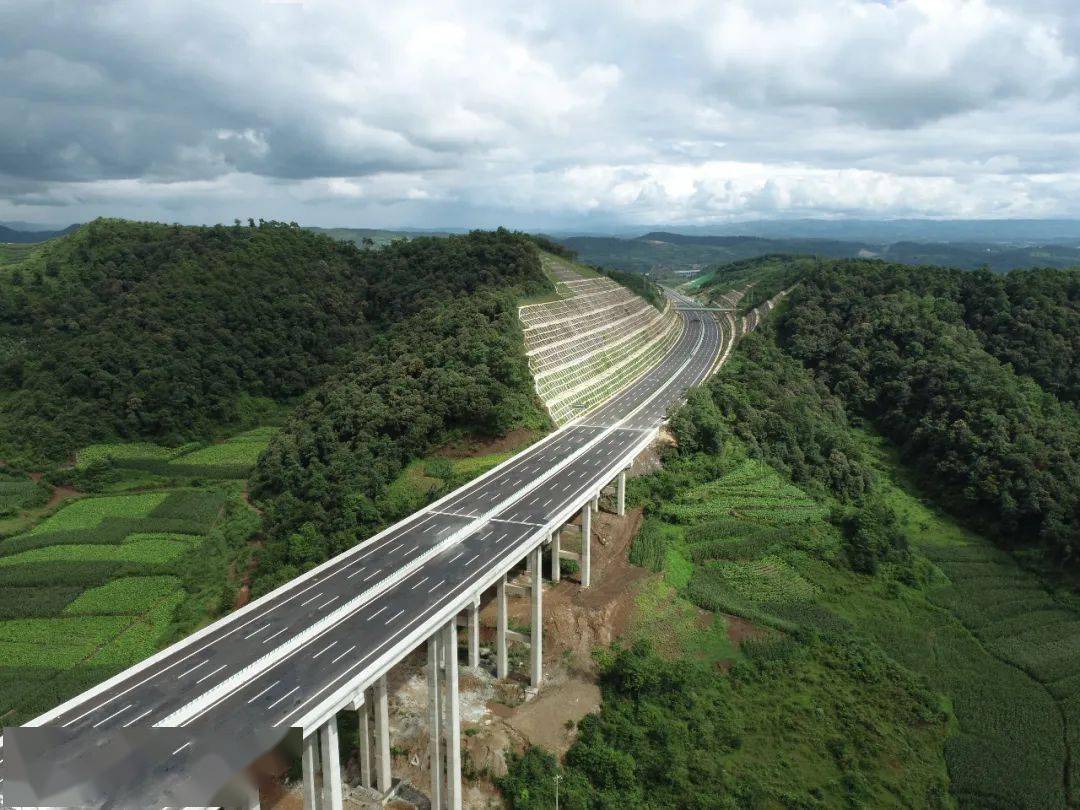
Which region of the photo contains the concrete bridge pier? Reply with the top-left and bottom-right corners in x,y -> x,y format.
580,502 -> 592,587
496,574 -> 508,679
319,715 -> 344,810
441,619 -> 463,809
617,469 -> 626,516
427,633 -> 443,810
549,529 -> 561,583
374,675 -> 392,796
530,545 -> 543,688
467,597 -> 481,669
301,731 -> 321,809
355,689 -> 373,790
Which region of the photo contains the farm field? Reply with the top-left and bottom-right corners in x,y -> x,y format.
0,423 -> 530,726
0,477 -> 254,725
73,425 -> 279,481
617,452 -> 952,806
169,427 -> 279,467
626,430 -> 1079,809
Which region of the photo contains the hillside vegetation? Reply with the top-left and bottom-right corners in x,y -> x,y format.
0,220 -> 558,723
0,220 -> 553,469
0,219 -> 378,463
250,231 -> 552,593
503,258 -> 1078,807
779,259 -> 1080,564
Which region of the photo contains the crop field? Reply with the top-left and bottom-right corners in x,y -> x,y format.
633,456 -> 841,638
72,426 -> 279,481
0,479 -> 47,516
841,432 -> 1078,810
630,429 -> 1079,808
28,492 -> 167,534
76,441 -> 192,468
628,451 -> 951,804
170,427 -> 278,467
63,576 -> 182,615
0,532 -> 202,567
0,483 -> 242,725
657,458 -> 827,526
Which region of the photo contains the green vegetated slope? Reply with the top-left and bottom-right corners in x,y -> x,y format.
501,262 -> 1079,809
0,221 -> 560,724
0,220 -> 549,467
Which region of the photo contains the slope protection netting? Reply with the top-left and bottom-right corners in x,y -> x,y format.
520,268 -> 680,425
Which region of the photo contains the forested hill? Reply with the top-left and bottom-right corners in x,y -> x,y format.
721,255 -> 1080,566
0,219 -> 552,466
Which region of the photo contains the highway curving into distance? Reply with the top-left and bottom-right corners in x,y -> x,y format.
5,291 -> 730,806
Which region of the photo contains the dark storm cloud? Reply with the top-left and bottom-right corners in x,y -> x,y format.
1,0 -> 1078,228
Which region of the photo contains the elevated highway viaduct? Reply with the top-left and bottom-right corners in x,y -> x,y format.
2,288 -> 780,809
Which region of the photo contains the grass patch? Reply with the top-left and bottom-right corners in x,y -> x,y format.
624,422 -> 1078,808
631,577 -> 737,665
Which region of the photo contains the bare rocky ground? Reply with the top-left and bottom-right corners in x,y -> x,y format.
264,439 -> 667,809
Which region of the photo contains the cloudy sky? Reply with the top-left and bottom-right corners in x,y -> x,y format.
2,0 -> 1079,230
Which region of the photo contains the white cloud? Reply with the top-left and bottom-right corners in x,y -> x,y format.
1,0 -> 1078,228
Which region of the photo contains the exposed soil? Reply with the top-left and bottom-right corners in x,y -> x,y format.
241,482 -> 264,516
724,614 -> 766,645
232,539 -> 263,610
42,484 -> 83,511
435,428 -> 541,460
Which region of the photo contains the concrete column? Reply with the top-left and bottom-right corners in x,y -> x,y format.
496,574 -> 508,679
550,530 -> 561,584
245,779 -> 261,810
530,545 -> 543,688
301,733 -> 320,810
581,503 -> 592,588
358,692 -> 373,790
320,716 -> 344,810
617,471 -> 626,516
591,494 -> 600,512
375,675 -> 392,795
443,620 -> 462,810
427,634 -> 443,810
467,598 -> 480,669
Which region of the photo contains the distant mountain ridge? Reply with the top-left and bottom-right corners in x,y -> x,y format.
562,230 -> 1080,274
0,223 -> 81,243
626,218 -> 1080,244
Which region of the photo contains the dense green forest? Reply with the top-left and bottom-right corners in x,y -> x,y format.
249,231 -> 552,593
777,259 -> 1080,565
0,220 -> 553,470
0,219 -> 379,463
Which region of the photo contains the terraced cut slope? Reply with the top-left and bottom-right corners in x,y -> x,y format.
521,254 -> 683,424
